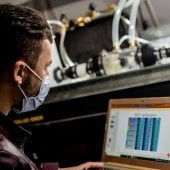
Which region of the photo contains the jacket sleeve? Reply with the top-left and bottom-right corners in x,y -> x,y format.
40,162 -> 59,170
0,150 -> 31,170
0,149 -> 59,170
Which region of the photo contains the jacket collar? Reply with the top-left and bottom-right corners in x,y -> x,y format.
0,113 -> 31,148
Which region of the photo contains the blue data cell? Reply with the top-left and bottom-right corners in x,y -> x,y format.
142,118 -> 153,151
135,118 -> 145,150
150,118 -> 161,151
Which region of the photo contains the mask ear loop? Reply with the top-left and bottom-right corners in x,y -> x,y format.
25,64 -> 43,81
18,84 -> 28,99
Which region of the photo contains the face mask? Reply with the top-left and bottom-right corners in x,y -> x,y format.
13,64 -> 50,114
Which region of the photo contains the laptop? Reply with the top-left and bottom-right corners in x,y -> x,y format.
102,97 -> 170,170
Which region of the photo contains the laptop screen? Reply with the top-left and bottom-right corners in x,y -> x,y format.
104,98 -> 170,163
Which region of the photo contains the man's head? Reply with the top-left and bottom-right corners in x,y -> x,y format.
0,3 -> 53,114
0,3 -> 52,75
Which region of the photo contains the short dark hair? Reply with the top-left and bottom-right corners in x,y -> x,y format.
0,3 -> 52,75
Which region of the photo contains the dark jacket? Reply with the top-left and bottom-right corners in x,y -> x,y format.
0,113 -> 58,170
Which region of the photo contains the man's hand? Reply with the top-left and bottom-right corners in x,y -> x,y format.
59,161 -> 104,170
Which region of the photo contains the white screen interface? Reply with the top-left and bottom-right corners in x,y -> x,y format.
105,108 -> 170,162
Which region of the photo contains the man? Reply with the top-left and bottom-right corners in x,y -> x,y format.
0,3 -> 104,170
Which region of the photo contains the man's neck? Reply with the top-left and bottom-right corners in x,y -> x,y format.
0,84 -> 12,116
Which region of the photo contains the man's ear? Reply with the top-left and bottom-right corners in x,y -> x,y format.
13,60 -> 26,85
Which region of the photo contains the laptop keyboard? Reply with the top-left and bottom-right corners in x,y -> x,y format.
104,165 -> 131,170
104,168 -> 122,170
104,164 -> 160,170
